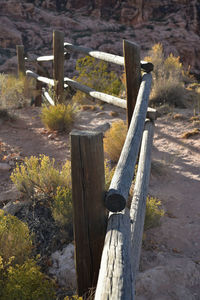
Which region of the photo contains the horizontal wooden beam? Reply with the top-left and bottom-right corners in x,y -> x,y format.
64,77 -> 127,109
26,70 -> 68,88
64,77 -> 156,119
25,52 -> 70,63
95,209 -> 134,300
42,88 -> 55,106
26,70 -> 55,85
105,73 -> 152,212
130,120 -> 154,293
64,41 -> 153,72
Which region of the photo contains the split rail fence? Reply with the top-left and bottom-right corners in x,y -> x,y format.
17,30 -> 156,299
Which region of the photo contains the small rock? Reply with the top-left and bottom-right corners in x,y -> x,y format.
0,186 -> 20,203
3,200 -> 31,216
95,122 -> 110,133
48,134 -> 55,140
49,244 -> 76,289
8,161 -> 15,167
0,162 -> 11,171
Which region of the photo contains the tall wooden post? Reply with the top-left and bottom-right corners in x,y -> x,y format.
53,30 -> 64,102
16,45 -> 25,77
71,130 -> 107,297
123,40 -> 141,127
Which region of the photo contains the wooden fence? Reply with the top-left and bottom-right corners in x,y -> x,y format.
17,30 -> 156,299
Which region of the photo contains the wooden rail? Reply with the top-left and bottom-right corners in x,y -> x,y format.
64,42 -> 153,73
95,119 -> 154,300
105,73 -> 152,212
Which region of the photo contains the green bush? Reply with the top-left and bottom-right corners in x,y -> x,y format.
144,43 -> 189,107
0,210 -> 32,265
0,258 -> 55,300
144,196 -> 164,230
104,120 -> 127,162
73,56 -> 122,104
41,103 -> 77,132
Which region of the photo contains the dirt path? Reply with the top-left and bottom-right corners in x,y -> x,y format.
0,106 -> 200,299
137,110 -> 200,300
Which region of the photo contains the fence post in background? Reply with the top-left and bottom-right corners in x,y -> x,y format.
71,130 -> 107,297
53,30 -> 64,102
34,62 -> 43,106
16,45 -> 25,78
123,40 -> 141,127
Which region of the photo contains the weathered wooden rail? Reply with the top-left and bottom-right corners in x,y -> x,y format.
17,30 -> 156,299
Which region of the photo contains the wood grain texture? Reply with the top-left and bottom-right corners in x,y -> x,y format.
95,209 -> 134,300
71,130 -> 107,296
123,40 -> 141,127
42,88 -> 55,106
64,41 -> 153,72
53,30 -> 64,100
105,73 -> 152,212
64,76 -> 127,108
26,70 -> 55,85
16,45 -> 25,77
130,119 -> 154,289
35,62 -> 44,106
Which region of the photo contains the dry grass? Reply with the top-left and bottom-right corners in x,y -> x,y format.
181,128 -> 200,139
144,196 -> 164,231
0,73 -> 34,109
190,115 -> 200,122
104,120 -> 127,162
41,103 -> 77,132
80,104 -> 96,111
144,44 -> 193,108
172,113 -> 187,120
109,111 -> 119,117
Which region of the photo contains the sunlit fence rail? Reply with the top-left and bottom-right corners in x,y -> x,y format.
16,30 -> 156,299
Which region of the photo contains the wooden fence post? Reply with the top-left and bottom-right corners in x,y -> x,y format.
123,40 -> 141,127
34,62 -> 43,106
53,30 -> 64,102
71,130 -> 107,297
16,45 -> 25,77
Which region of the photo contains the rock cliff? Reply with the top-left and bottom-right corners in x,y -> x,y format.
0,0 -> 199,77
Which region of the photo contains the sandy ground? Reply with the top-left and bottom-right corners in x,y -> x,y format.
0,105 -> 200,299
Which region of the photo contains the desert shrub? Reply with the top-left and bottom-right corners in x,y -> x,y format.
11,155 -> 71,201
0,210 -> 32,265
181,128 -> 200,139
144,196 -> 164,230
41,103 -> 77,132
0,258 -> 55,300
73,56 -> 122,104
51,186 -> 72,233
11,156 -> 73,233
104,160 -> 115,190
0,73 -> 34,109
104,120 -> 127,162
144,43 -> 188,107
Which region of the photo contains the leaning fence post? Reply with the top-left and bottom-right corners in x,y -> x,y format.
71,130 -> 107,297
123,40 -> 141,127
53,30 -> 64,102
16,45 -> 25,78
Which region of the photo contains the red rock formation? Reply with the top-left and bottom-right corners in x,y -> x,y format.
0,0 -> 199,77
